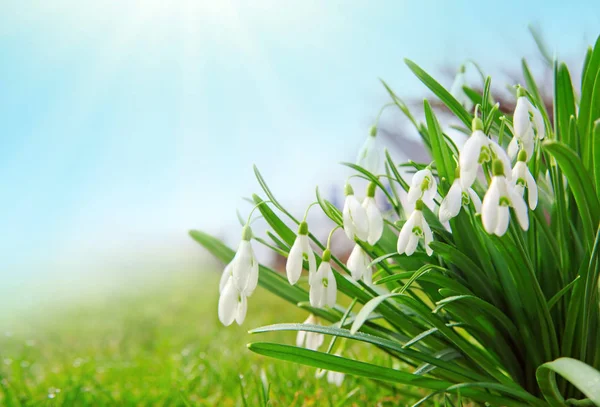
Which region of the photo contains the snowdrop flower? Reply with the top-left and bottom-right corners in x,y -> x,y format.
343,183 -> 369,241
397,200 -> 433,256
346,244 -> 373,285
512,150 -> 538,210
460,117 -> 512,189
218,276 -> 248,326
361,183 -> 383,245
309,250 -> 337,308
231,226 -> 259,296
286,221 -> 316,285
406,168 -> 437,211
514,87 -> 545,141
356,126 -> 380,174
327,370 -> 345,386
438,170 -> 482,223
450,65 -> 473,111
482,160 -> 529,236
296,314 -> 324,351
316,352 -> 345,386
219,262 -> 233,293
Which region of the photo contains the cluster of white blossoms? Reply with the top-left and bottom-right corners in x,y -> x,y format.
218,87 -> 544,352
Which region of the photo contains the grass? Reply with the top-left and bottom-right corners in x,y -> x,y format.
0,269 -> 414,406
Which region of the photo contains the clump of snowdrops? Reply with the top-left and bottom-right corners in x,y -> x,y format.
191,36 -> 600,406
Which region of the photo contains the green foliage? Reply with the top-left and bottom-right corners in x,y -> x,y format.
192,35 -> 600,406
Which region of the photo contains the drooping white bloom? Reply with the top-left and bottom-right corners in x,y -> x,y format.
346,244 -> 373,285
460,118 -> 512,189
296,314 -> 324,351
438,175 -> 482,223
507,134 -> 534,162
356,126 -> 380,174
406,168 -> 437,211
286,221 -> 316,285
342,184 -> 369,241
219,262 -> 233,293
397,201 -> 433,256
316,352 -> 345,386
231,226 -> 259,296
327,370 -> 345,386
450,65 -> 473,111
362,182 -> 383,245
218,276 -> 248,326
482,160 -> 529,236
514,90 -> 545,142
309,251 -> 337,308
511,152 -> 538,210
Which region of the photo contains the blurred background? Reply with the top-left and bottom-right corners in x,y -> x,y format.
0,0 -> 599,404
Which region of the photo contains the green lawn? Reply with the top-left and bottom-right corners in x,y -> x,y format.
0,270 -> 413,406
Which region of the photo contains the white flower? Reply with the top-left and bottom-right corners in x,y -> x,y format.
362,183 -> 383,245
296,314 -> 324,351
397,201 -> 433,256
406,168 -> 437,211
482,160 -> 529,236
343,184 -> 369,241
450,65 -> 473,111
460,118 -> 512,189
231,226 -> 259,296
218,276 -> 248,326
327,370 -> 345,386
346,244 -> 373,285
356,126 -> 379,174
316,352 -> 345,386
286,222 -> 316,285
438,176 -> 482,223
309,251 -> 337,308
514,90 -> 545,142
219,262 -> 233,293
511,155 -> 538,210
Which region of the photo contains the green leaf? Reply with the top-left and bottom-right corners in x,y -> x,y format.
404,59 -> 472,128
543,141 -> 600,247
547,275 -> 580,311
554,62 -> 577,149
423,100 -> 456,184
579,36 -> 600,170
536,358 -> 600,407
593,121 -> 600,198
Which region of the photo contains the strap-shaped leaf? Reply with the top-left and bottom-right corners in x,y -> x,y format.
536,357 -> 600,407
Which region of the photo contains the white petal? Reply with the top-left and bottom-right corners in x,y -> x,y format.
529,102 -> 545,140
327,370 -> 344,387
397,212 -> 416,254
244,248 -> 259,296
494,205 -> 510,236
232,241 -> 253,292
342,197 -> 355,240
363,264 -> 373,285
460,131 -> 485,171
507,137 -> 519,160
363,197 -> 384,244
218,279 -> 238,326
481,178 -> 500,234
235,294 -> 248,325
511,190 -> 529,231
514,97 -> 532,139
286,237 -> 304,285
349,196 -> 369,241
468,188 -> 482,214
405,234 -> 419,256
410,169 -> 428,189
438,180 -> 462,223
525,170 -> 538,210
309,277 -> 324,308
325,267 -> 337,308
422,219 -> 434,256
296,329 -> 307,348
357,136 -> 379,174
306,332 -> 324,351
406,186 -> 422,208
219,263 -> 232,293
460,166 -> 479,190
347,244 -> 366,281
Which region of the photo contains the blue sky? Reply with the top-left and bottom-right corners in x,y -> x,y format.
0,0 -> 598,278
